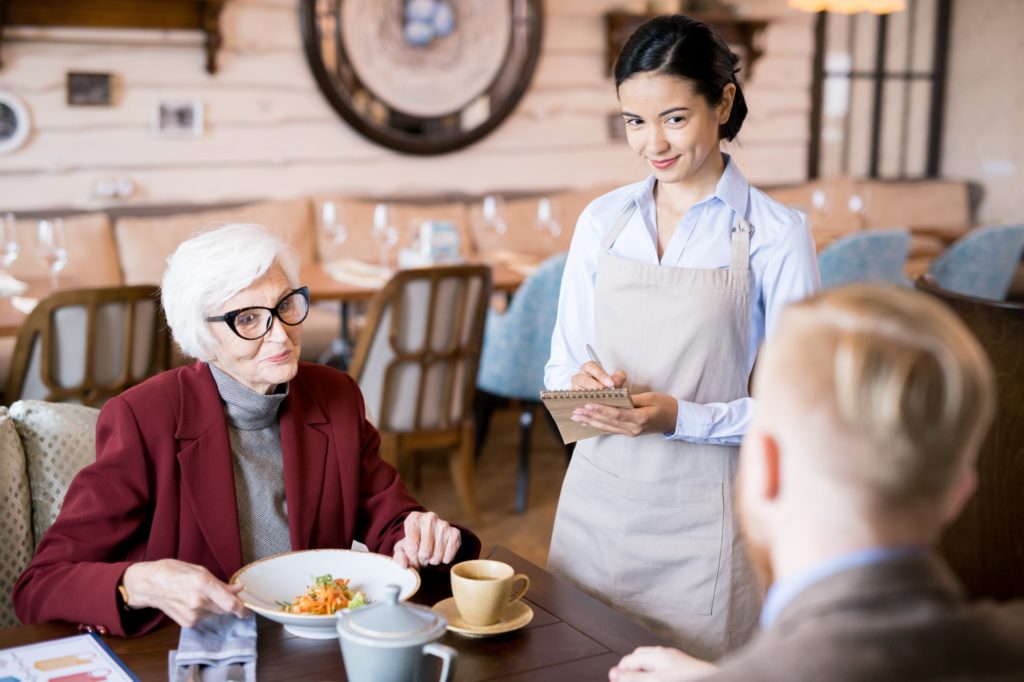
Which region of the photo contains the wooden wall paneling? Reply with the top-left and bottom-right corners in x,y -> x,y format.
0,0 -> 813,211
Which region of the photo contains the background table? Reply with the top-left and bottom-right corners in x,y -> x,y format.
0,546 -> 672,681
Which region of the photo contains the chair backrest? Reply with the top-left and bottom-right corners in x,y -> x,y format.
5,285 -> 172,406
916,274 -> 1024,601
929,224 -> 1024,300
8,400 -> 99,548
477,252 -> 568,401
0,406 -> 33,627
349,265 -> 492,434
818,229 -> 911,289
0,400 -> 99,626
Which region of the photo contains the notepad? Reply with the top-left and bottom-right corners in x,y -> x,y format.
540,388 -> 633,444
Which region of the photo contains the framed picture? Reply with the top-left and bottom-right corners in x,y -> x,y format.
0,90 -> 31,155
67,72 -> 113,106
154,100 -> 204,136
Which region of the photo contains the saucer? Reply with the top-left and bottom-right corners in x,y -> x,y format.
431,597 -> 533,638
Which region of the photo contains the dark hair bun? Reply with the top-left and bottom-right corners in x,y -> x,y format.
614,15 -> 747,142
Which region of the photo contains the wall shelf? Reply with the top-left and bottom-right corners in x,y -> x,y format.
0,0 -> 228,73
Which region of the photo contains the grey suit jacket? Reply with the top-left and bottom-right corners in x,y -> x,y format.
704,553 -> 1024,681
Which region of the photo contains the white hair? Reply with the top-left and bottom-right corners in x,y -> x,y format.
161,223 -> 301,361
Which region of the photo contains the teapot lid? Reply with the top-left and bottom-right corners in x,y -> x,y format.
342,584 -> 445,642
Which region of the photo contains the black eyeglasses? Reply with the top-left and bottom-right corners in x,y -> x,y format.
206,286 -> 310,340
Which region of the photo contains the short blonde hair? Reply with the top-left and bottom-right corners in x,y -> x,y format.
161,223 -> 300,361
758,285 -> 995,516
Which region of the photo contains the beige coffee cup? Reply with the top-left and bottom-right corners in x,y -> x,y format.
450,560 -> 530,626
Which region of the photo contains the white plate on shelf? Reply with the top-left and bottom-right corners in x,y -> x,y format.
230,548 -> 420,639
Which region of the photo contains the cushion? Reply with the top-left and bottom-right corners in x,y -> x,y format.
9,400 -> 99,546
9,212 -> 122,288
114,198 -> 315,285
0,407 -> 33,626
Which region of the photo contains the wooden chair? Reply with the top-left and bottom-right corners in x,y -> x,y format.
4,286 -> 172,406
916,274 -> 1024,601
349,265 -> 492,521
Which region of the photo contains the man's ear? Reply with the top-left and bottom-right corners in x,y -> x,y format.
742,428 -> 781,502
943,468 -> 978,525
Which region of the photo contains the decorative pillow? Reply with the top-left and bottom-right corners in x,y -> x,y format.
0,407 -> 33,626
9,400 -> 99,546
114,198 -> 315,285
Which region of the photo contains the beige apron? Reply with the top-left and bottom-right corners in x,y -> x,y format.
548,201 -> 761,661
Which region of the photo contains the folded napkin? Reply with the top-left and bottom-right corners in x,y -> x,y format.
506,261 -> 540,278
481,248 -> 540,266
168,613 -> 257,682
325,258 -> 391,288
0,272 -> 28,297
11,296 -> 38,315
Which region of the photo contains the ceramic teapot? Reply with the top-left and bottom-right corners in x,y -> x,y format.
337,584 -> 455,682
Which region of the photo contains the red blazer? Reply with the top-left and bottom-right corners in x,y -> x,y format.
13,361 -> 480,636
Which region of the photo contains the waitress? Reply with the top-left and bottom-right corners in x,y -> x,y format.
545,15 -> 820,660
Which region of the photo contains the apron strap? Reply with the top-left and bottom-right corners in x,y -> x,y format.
602,198 -> 751,271
730,216 -> 752,272
600,201 -> 638,254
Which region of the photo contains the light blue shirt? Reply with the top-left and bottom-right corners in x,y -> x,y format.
544,155 -> 821,444
760,546 -> 928,628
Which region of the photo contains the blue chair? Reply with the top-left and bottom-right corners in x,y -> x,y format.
929,225 -> 1024,300
818,229 -> 912,289
475,252 -> 568,513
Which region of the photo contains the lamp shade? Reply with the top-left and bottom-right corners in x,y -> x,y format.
788,0 -> 906,13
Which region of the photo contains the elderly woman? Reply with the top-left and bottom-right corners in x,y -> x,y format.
13,224 -> 480,636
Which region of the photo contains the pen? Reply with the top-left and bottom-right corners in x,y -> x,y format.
586,344 -> 602,367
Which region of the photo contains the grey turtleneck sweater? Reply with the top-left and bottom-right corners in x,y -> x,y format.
209,363 -> 292,565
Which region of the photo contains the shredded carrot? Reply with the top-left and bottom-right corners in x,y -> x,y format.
278,574 -> 367,615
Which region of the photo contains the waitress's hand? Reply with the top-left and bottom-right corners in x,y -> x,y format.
571,391 -> 677,437
121,559 -> 249,628
571,361 -> 626,391
609,646 -> 717,682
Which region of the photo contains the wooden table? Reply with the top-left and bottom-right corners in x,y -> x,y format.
0,546 -> 671,681
0,277 -> 80,337
0,262 -> 526,340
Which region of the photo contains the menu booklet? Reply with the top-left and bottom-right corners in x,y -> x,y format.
0,633 -> 139,681
540,388 -> 633,444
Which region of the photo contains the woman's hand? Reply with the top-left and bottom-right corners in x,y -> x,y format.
571,361 -> 627,391
609,646 -> 718,682
121,559 -> 249,628
571,391 -> 678,437
392,511 -> 462,569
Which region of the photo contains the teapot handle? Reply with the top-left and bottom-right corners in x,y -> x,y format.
423,642 -> 457,682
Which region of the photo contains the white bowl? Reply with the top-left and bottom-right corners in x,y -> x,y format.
230,549 -> 420,639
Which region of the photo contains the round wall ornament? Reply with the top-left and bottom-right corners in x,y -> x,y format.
299,0 -> 544,155
0,90 -> 31,155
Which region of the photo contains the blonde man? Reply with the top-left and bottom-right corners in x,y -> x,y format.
611,285 -> 1024,681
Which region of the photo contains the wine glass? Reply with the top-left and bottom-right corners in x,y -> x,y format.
320,200 -> 349,262
536,197 -> 561,239
481,195 -> 507,235
372,203 -> 399,271
1,212 -> 19,270
37,218 -> 68,289
848,194 -> 866,231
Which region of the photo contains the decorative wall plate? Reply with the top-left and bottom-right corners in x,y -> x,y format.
0,90 -> 31,155
300,0 -> 544,155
